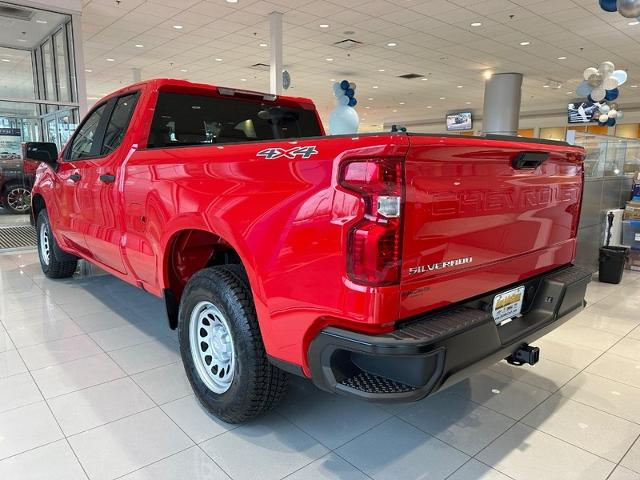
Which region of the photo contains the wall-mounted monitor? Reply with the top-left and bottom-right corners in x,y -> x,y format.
568,101 -> 599,124
446,112 -> 472,131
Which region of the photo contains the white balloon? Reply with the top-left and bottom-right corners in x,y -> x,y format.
608,109 -> 618,119
600,104 -> 611,114
617,110 -> 624,119
598,61 -> 615,76
329,104 -> 360,135
337,95 -> 349,105
583,67 -> 598,81
599,113 -> 609,123
332,82 -> 343,97
603,76 -> 619,90
591,87 -> 606,102
611,70 -> 628,86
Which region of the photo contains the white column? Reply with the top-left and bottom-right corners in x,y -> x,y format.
132,68 -> 142,83
70,12 -> 88,116
482,73 -> 523,136
269,11 -> 283,95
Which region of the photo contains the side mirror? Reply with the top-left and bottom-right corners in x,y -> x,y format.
23,142 -> 58,170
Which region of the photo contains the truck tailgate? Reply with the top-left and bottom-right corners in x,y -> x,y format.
400,135 -> 584,319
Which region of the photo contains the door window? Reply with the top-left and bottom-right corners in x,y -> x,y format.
66,103 -> 107,160
101,93 -> 139,155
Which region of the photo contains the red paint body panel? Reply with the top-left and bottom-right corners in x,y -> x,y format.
32,79 -> 585,377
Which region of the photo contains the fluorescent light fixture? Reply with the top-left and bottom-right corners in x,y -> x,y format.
368,97 -> 373,100
465,101 -> 472,105
392,109 -> 398,112
470,22 -> 482,27
557,56 -> 567,60
106,58 -> 115,62
1,59 -> 10,62
399,102 -> 405,105
85,69 -> 92,73
387,42 -> 397,47
325,58 -> 333,61
372,85 -> 379,89
439,97 -> 445,100
457,85 -> 463,88
259,43 -> 267,47
421,77 -> 428,81
135,44 -> 144,48
319,24 -> 329,28
519,41 -> 530,46
180,69 -> 187,72
35,19 -> 47,24
427,106 -> 432,108
240,78 -> 247,82
173,25 -> 183,29
378,69 -> 385,72
215,58 -> 223,61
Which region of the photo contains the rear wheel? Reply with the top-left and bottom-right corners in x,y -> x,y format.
1,183 -> 31,214
36,209 -> 77,278
178,265 -> 288,423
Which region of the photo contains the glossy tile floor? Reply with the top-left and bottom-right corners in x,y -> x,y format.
1,250 -> 640,480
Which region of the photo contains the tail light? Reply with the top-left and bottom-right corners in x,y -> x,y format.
339,157 -> 404,286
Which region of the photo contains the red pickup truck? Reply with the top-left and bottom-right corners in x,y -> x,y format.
26,79 -> 591,423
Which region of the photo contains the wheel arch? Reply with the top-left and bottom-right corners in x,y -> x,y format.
161,228 -> 257,330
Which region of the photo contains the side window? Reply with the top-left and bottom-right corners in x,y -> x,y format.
66,103 -> 107,160
101,93 -> 139,155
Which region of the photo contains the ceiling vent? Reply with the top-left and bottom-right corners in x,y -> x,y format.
249,63 -> 270,71
333,39 -> 362,50
398,73 -> 424,79
0,5 -> 34,21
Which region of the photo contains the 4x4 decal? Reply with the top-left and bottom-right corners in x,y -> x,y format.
257,146 -> 318,160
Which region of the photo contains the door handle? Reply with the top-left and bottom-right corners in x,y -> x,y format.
69,173 -> 81,182
99,174 -> 116,183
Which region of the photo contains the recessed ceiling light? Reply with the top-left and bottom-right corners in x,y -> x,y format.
557,56 -> 567,60
392,109 -> 398,112
519,41 -> 530,46
427,106 -> 432,109
240,78 -> 247,82
372,85 -> 379,89
566,91 -> 573,94
85,69 -> 92,73
135,44 -> 144,48
106,58 -> 115,62
35,20 -> 47,24
543,85 -> 550,88
368,97 -> 373,100
470,22 -> 482,27
378,69 -> 385,72
465,101 -> 472,105
226,0 -> 238,3
173,25 -> 183,29
215,58 -> 223,62
1,59 -> 10,63
439,97 -> 445,100
319,24 -> 329,28
387,42 -> 397,47
16,38 -> 26,42
259,43 -> 267,47
631,85 -> 638,88
330,78 -> 336,81
628,20 -> 640,25
483,70 -> 493,80
180,69 -> 187,72
325,58 -> 333,61
421,77 -> 428,81
399,102 -> 405,105
457,85 -> 463,88
365,106 -> 370,109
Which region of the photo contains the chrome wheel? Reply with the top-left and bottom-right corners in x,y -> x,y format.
39,222 -> 50,266
6,187 -> 31,213
189,301 -> 235,394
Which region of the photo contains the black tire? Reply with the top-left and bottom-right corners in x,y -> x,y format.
178,264 -> 288,423
36,209 -> 78,278
1,183 -> 31,214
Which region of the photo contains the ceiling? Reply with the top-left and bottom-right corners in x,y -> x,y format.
0,3 -> 69,49
62,0 -> 640,129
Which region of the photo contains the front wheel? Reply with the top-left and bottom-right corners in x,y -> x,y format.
36,209 -> 78,278
178,265 -> 288,423
1,183 -> 31,214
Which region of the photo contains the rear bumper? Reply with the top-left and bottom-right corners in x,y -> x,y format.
308,264 -> 592,402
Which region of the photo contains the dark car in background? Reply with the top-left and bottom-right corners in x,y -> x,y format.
0,157 -> 37,214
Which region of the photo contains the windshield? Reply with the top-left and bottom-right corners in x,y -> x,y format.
147,92 -> 322,148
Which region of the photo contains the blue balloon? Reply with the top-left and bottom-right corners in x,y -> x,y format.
599,0 -> 617,11
348,97 -> 357,107
605,88 -> 619,101
345,88 -> 355,98
576,81 -> 593,97
607,117 -> 616,126
340,80 -> 350,90
329,104 -> 360,135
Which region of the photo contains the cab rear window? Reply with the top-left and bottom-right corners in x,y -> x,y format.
147,92 -> 322,148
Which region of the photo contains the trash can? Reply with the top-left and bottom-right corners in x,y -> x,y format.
598,246 -> 629,284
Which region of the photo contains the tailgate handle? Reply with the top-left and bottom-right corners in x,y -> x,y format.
512,152 -> 549,169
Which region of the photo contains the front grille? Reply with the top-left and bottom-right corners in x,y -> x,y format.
0,225 -> 36,249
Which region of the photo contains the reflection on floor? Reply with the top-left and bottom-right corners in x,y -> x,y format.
0,250 -> 639,480
0,211 -> 31,227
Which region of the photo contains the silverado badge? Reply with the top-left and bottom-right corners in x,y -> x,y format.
409,256 -> 473,275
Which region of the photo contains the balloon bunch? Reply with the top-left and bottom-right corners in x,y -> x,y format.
576,62 -> 627,126
599,0 -> 640,20
329,80 -> 360,135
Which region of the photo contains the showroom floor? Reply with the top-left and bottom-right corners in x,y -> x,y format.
1,250 -> 640,480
